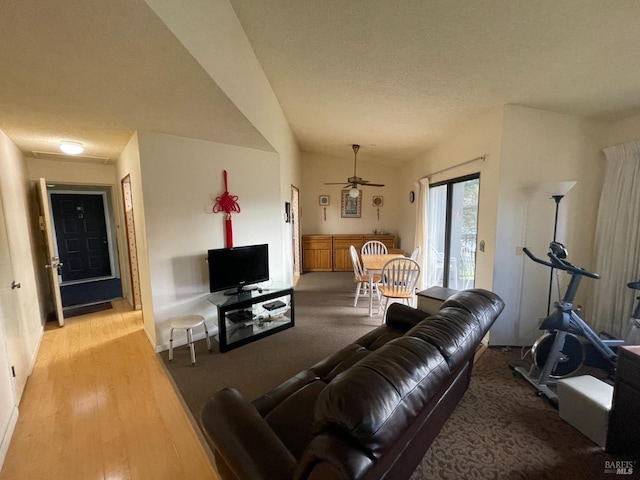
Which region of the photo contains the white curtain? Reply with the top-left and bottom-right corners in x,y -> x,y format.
591,140 -> 640,338
414,178 -> 430,290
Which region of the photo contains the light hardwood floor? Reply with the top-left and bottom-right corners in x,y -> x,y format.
0,300 -> 219,480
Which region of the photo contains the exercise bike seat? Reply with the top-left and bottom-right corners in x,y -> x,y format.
628,281 -> 640,291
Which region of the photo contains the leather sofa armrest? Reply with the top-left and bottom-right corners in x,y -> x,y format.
385,303 -> 429,331
200,388 -> 297,480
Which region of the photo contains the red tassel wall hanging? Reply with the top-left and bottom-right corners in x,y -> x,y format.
210,170 -> 241,248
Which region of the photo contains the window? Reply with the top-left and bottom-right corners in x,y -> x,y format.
425,174 -> 479,289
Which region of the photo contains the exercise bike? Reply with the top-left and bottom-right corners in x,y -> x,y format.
510,242 -> 640,407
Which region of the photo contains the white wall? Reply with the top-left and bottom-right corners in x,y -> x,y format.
491,105 -> 608,345
300,151 -> 404,243
0,131 -> 44,389
606,112 -> 640,146
136,132 -> 284,348
26,158 -> 117,185
398,105 -> 608,346
400,106 -> 505,289
115,133 -> 156,345
0,129 -> 44,464
145,0 -> 302,283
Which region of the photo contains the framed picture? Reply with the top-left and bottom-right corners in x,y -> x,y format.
319,195 -> 330,206
341,190 -> 362,218
372,196 -> 384,207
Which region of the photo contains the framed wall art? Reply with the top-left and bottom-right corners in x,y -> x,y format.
372,196 -> 383,207
319,195 -> 330,206
341,190 -> 362,218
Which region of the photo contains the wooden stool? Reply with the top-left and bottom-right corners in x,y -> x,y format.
169,315 -> 211,365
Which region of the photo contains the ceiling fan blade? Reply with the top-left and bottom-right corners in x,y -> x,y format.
325,145 -> 386,189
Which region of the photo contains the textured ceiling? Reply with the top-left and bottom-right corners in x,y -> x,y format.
230,0 -> 640,164
2,1 -> 640,166
0,0 -> 272,163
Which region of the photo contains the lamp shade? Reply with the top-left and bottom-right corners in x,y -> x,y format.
349,187 -> 359,198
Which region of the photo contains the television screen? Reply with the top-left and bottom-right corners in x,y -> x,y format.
208,244 -> 269,295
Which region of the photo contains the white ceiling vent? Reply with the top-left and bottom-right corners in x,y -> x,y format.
31,151 -> 112,164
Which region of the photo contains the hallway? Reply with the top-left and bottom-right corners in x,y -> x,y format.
0,300 -> 218,480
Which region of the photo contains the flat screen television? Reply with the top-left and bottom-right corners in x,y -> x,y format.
208,244 -> 269,295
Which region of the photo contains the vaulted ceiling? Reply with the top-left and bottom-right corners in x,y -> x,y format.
2,1 -> 640,165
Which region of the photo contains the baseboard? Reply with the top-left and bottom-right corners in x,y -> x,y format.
155,354 -> 217,468
474,342 -> 489,363
0,406 -> 19,471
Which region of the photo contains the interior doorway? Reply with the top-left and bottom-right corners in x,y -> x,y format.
43,184 -> 122,309
291,185 -> 301,282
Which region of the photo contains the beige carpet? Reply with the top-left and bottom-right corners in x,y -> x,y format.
160,272 -> 623,480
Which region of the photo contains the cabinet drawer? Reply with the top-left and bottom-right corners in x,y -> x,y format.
302,235 -> 332,249
332,235 -> 363,249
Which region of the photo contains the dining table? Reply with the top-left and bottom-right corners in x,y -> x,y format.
361,253 -> 405,317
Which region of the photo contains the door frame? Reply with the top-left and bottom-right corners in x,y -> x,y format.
427,173 -> 480,289
121,175 -> 142,310
291,185 -> 301,280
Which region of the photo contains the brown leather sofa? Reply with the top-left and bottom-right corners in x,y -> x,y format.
200,289 -> 505,480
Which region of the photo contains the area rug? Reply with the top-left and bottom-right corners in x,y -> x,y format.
160,273 -> 622,480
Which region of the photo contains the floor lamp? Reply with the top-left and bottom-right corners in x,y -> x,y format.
547,195 -> 565,315
546,182 -> 577,315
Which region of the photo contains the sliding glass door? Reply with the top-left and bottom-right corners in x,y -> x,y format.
426,174 -> 479,289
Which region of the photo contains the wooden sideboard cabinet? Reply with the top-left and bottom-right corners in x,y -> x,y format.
302,234 -> 396,272
333,235 -> 364,271
302,235 -> 333,272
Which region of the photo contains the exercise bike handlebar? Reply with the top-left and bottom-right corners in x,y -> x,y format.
522,247 -> 600,279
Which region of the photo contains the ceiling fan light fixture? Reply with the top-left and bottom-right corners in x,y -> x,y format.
60,141 -> 84,155
323,144 -> 384,191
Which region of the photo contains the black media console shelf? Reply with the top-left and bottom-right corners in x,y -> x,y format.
206,283 -> 294,352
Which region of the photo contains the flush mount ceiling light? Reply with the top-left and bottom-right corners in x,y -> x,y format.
60,141 -> 84,155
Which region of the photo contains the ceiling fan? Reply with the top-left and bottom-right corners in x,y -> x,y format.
324,144 -> 385,198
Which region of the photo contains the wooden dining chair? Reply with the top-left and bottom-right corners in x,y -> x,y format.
378,258 -> 421,317
350,245 -> 381,307
361,240 -> 388,256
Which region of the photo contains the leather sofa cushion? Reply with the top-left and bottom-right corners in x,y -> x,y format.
264,380 -> 327,459
406,307 -> 481,370
313,335 -> 449,457
441,289 -> 505,329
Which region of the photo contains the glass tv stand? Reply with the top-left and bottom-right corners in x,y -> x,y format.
206,283 -> 294,352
